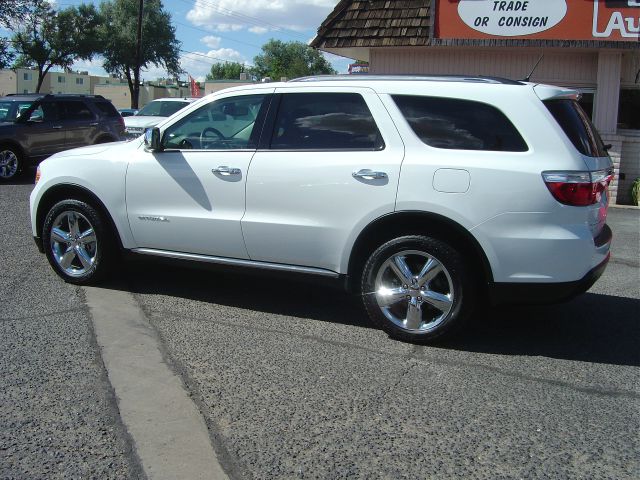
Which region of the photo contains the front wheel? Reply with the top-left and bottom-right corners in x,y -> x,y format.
42,200 -> 116,285
361,235 -> 476,343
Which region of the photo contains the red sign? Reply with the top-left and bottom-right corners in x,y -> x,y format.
436,0 -> 640,41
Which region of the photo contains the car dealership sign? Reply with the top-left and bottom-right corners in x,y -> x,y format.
437,0 -> 640,41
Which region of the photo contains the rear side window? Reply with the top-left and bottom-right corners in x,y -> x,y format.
270,93 -> 384,150
544,100 -> 608,157
61,101 -> 95,121
392,95 -> 528,152
93,101 -> 119,118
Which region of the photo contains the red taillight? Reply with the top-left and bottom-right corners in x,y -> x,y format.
542,170 -> 613,206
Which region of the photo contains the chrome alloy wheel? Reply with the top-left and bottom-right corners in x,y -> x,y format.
374,250 -> 454,333
49,211 -> 98,277
0,149 -> 18,179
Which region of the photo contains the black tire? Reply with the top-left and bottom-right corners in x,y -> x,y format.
0,145 -> 23,181
42,199 -> 116,285
361,235 -> 476,343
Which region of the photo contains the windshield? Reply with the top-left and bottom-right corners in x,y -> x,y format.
0,101 -> 35,122
136,100 -> 190,117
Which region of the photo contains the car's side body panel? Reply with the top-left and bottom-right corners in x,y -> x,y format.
241,86 -> 405,273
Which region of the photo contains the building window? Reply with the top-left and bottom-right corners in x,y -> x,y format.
23,89 -> 28,94
577,91 -> 594,120
618,89 -> 640,130
76,78 -> 84,85
23,72 -> 31,81
58,76 -> 65,83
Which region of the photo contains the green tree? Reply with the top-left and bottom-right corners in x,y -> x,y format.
11,1 -> 101,92
0,0 -> 38,27
252,40 -> 336,80
0,39 -> 14,70
99,0 -> 181,109
206,61 -> 245,81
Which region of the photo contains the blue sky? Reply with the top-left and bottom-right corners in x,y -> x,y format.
3,0 -> 352,81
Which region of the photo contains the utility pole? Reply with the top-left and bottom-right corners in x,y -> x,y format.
133,0 -> 143,109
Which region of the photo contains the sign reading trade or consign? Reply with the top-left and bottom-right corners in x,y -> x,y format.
436,0 -> 640,41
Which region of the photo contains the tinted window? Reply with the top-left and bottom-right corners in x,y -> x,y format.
38,102 -> 61,122
392,95 -> 528,152
163,94 -> 268,150
61,101 -> 94,121
93,101 -> 120,118
270,93 -> 383,150
137,100 -> 190,117
544,100 -> 607,157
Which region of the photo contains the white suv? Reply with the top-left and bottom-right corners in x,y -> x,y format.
30,76 -> 613,342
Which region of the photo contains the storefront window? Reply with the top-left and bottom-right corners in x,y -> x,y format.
618,89 -> 640,130
577,92 -> 594,120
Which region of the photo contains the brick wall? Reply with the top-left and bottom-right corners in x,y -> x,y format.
600,134 -> 623,204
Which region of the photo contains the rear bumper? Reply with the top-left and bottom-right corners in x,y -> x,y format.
489,251 -> 610,306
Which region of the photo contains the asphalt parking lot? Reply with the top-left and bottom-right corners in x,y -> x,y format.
1,179 -> 639,479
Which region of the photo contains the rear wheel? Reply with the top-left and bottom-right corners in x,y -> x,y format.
0,146 -> 23,181
361,235 -> 475,343
42,199 -> 116,284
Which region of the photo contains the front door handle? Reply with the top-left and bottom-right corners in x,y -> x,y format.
52,125 -> 63,129
352,169 -> 387,180
212,166 -> 241,176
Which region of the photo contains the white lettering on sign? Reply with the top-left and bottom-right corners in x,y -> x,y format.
592,0 -> 640,38
458,0 -> 567,36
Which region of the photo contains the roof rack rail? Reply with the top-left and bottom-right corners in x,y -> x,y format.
289,74 -> 523,86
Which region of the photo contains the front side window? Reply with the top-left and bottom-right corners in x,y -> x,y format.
270,93 -> 384,150
162,94 -> 268,150
392,95 -> 528,152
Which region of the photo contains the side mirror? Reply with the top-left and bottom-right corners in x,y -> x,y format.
144,127 -> 163,152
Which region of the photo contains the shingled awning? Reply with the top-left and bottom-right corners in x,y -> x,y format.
311,0 -> 636,60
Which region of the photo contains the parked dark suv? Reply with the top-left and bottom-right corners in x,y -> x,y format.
0,93 -> 125,180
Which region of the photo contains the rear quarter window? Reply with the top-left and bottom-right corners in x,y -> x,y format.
543,99 -> 608,157
391,95 -> 528,152
93,101 -> 120,118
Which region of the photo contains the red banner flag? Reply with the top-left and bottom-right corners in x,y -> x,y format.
189,75 -> 201,97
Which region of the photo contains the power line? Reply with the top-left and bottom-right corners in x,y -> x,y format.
177,0 -> 309,42
173,19 -> 262,49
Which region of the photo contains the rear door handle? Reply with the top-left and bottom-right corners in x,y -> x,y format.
52,125 -> 63,129
90,122 -> 99,126
352,169 -> 387,180
212,166 -> 241,175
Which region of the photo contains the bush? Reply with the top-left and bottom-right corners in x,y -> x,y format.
632,177 -> 640,206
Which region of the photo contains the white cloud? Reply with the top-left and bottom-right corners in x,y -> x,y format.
248,26 -> 269,34
186,0 -> 335,33
201,35 -> 222,48
214,23 -> 244,32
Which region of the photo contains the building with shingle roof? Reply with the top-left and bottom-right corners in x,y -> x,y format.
312,0 -> 640,204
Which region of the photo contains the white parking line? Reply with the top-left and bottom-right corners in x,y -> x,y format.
84,286 -> 229,480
